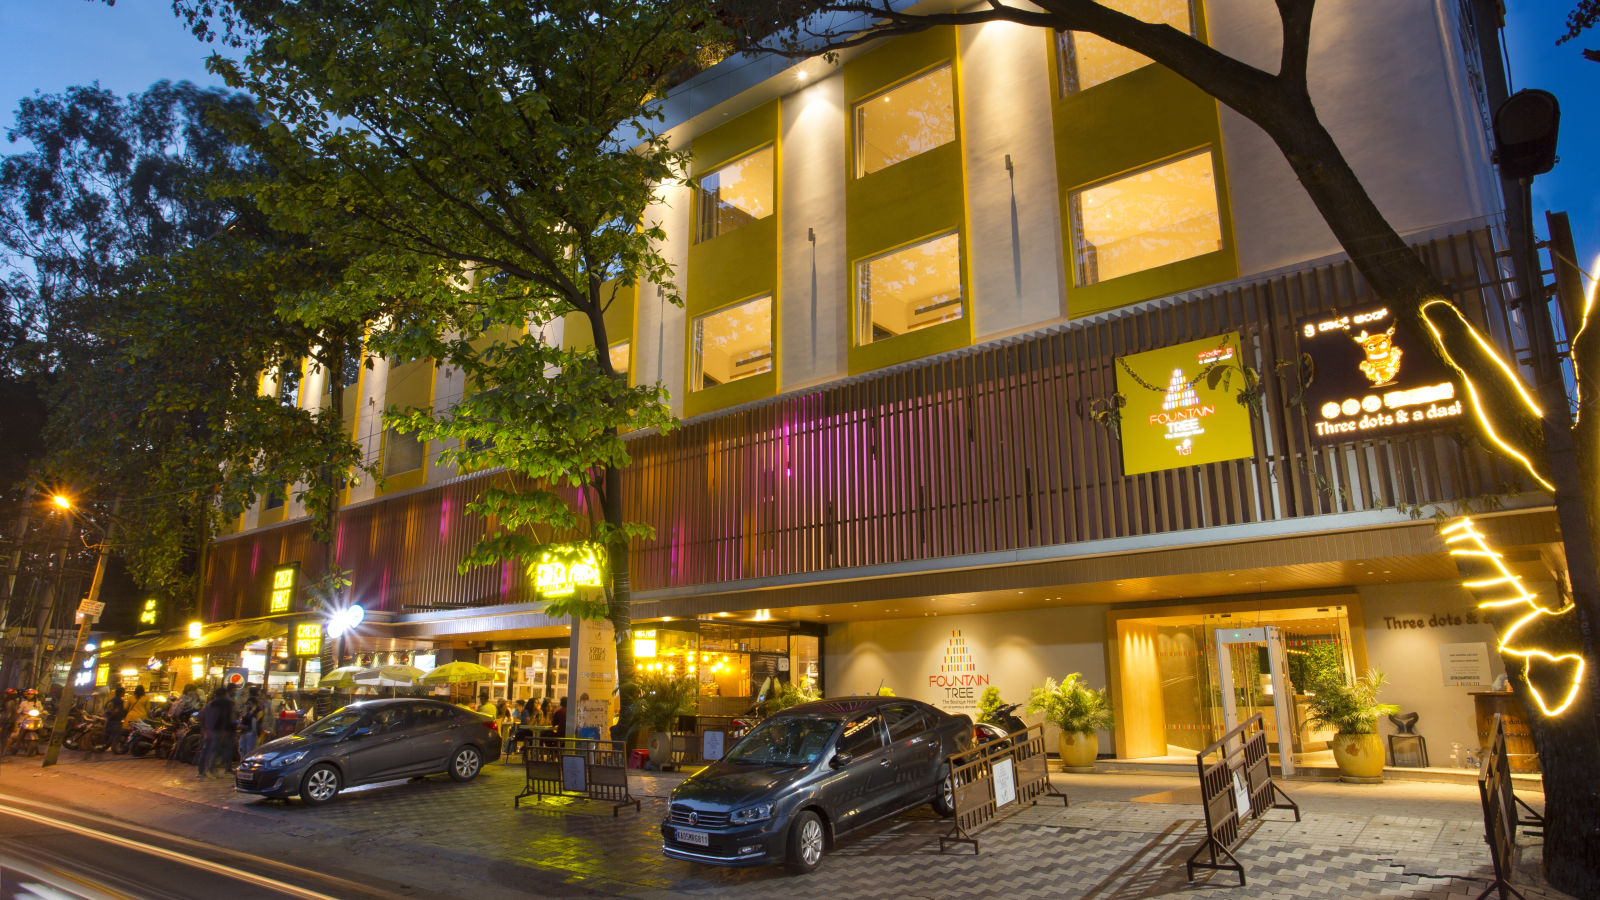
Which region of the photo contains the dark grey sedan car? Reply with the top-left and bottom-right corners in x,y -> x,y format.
661,697 -> 973,873
235,698 -> 501,806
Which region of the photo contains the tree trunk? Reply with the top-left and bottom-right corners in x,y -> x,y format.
602,456 -> 637,742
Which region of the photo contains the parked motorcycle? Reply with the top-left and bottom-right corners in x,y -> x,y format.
15,708 -> 46,757
62,713 -> 103,751
975,703 -> 1027,749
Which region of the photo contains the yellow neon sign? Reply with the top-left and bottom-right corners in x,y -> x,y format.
634,629 -> 657,659
1443,517 -> 1585,716
293,622 -> 323,658
1418,301 -> 1552,491
532,545 -> 604,597
138,598 -> 158,625
268,565 -> 297,614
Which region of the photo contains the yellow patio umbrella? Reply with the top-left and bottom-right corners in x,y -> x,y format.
353,664 -> 425,687
419,661 -> 498,684
318,665 -> 366,688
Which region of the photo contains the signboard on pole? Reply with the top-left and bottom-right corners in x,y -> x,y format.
569,617 -> 617,739
76,600 -> 105,621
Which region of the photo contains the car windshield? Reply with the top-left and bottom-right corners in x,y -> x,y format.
300,709 -> 364,737
722,715 -> 838,766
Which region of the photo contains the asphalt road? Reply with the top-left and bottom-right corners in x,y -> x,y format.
0,793 -> 389,900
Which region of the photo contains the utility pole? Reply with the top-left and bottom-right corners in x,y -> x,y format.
43,498 -> 116,768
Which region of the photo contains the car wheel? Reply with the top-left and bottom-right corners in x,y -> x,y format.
785,810 -> 826,874
300,764 -> 342,806
932,767 -> 956,817
449,745 -> 483,782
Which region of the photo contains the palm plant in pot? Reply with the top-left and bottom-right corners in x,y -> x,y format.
1026,674 -> 1114,773
627,671 -> 698,767
1304,667 -> 1399,783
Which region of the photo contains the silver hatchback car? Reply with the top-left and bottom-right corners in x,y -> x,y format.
235,698 -> 502,805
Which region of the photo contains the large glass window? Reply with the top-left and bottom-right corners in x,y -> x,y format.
854,232 -> 963,345
383,427 -> 425,475
695,146 -> 774,243
691,296 -> 773,391
855,65 -> 956,177
1069,150 -> 1222,286
1058,0 -> 1195,94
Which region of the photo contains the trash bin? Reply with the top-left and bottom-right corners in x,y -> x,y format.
629,749 -> 649,769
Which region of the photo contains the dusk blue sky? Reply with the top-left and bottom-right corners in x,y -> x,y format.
1,2 -> 1595,288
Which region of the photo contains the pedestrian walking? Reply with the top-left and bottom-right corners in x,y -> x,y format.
100,686 -> 127,753
196,686 -> 237,778
237,687 -> 266,759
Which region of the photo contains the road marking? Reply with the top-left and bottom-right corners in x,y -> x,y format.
0,801 -> 342,900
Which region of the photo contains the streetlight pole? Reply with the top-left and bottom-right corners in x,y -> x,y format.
42,497 -> 117,768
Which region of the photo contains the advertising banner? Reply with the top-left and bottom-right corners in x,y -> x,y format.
1295,302 -> 1463,444
1116,333 -> 1254,475
569,617 -> 617,739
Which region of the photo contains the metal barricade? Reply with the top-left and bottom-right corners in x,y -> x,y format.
514,736 -> 640,816
939,725 -> 1068,854
662,721 -> 735,769
1186,714 -> 1300,886
1475,713 -> 1542,900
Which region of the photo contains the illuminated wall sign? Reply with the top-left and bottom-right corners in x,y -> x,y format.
1117,333 -> 1255,475
268,564 -> 299,614
533,545 -> 604,597
1443,517 -> 1585,716
138,598 -> 159,625
290,621 -> 323,659
1296,302 -> 1463,444
95,664 -> 109,687
633,629 -> 657,659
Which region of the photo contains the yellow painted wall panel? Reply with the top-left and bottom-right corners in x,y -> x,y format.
564,282 -> 637,349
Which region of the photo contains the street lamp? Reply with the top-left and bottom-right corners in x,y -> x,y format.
41,495 -> 118,768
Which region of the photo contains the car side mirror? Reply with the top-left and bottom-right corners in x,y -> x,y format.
829,752 -> 853,769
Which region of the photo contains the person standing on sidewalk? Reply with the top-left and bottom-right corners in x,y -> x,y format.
100,687 -> 127,753
124,686 -> 150,725
237,687 -> 265,760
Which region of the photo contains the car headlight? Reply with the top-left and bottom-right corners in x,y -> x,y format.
730,803 -> 774,825
271,750 -> 308,768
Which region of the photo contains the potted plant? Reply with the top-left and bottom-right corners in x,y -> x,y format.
1304,667 -> 1399,783
1026,674 -> 1114,773
976,686 -> 1006,726
627,672 -> 698,767
756,679 -> 820,718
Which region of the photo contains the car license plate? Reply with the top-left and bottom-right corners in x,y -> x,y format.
675,828 -> 709,846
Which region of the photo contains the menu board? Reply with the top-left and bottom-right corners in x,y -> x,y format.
1295,302 -> 1463,445
1116,333 -> 1255,475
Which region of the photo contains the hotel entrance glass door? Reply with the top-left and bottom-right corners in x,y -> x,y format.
1114,604 -> 1356,767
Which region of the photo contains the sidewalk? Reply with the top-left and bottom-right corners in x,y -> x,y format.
12,752 -> 1572,899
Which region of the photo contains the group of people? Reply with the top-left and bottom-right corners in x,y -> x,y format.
86,682 -> 279,776
466,692 -> 567,754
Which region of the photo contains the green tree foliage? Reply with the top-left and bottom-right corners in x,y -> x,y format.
1025,673 -> 1113,736
0,80 -> 373,615
1561,1 -> 1600,62
175,0 -> 713,716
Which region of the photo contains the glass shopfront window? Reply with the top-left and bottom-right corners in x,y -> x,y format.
633,622 -> 822,721
1069,150 -> 1222,285
1057,0 -> 1195,94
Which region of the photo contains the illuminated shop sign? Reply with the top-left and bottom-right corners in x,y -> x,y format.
291,621 -> 323,659
1296,303 -> 1462,444
268,564 -> 298,614
533,544 -> 604,597
138,598 -> 159,625
633,629 -> 657,659
1117,333 -> 1254,476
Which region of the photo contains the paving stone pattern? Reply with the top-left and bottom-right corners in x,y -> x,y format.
41,755 -> 1572,899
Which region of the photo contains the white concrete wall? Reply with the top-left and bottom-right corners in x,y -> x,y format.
1358,579 -> 1507,765
957,18 -> 1067,338
824,605 -> 1111,752
637,179 -> 692,416
779,76 -> 849,391
1208,0 -> 1502,278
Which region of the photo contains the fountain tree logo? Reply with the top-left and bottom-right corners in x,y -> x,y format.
928,629 -> 989,712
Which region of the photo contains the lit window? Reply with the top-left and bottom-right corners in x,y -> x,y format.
383,427 -> 425,475
1058,0 -> 1195,94
608,341 -> 630,377
695,146 -> 774,243
263,486 -> 286,511
855,65 -> 955,177
691,296 -> 773,391
854,233 -> 963,345
1068,150 -> 1222,286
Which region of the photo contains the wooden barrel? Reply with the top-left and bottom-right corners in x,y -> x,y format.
1471,692 -> 1540,773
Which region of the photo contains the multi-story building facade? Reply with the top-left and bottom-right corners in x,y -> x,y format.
115,1 -> 1573,767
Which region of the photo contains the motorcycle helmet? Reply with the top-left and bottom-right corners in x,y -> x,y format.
22,688 -> 37,698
